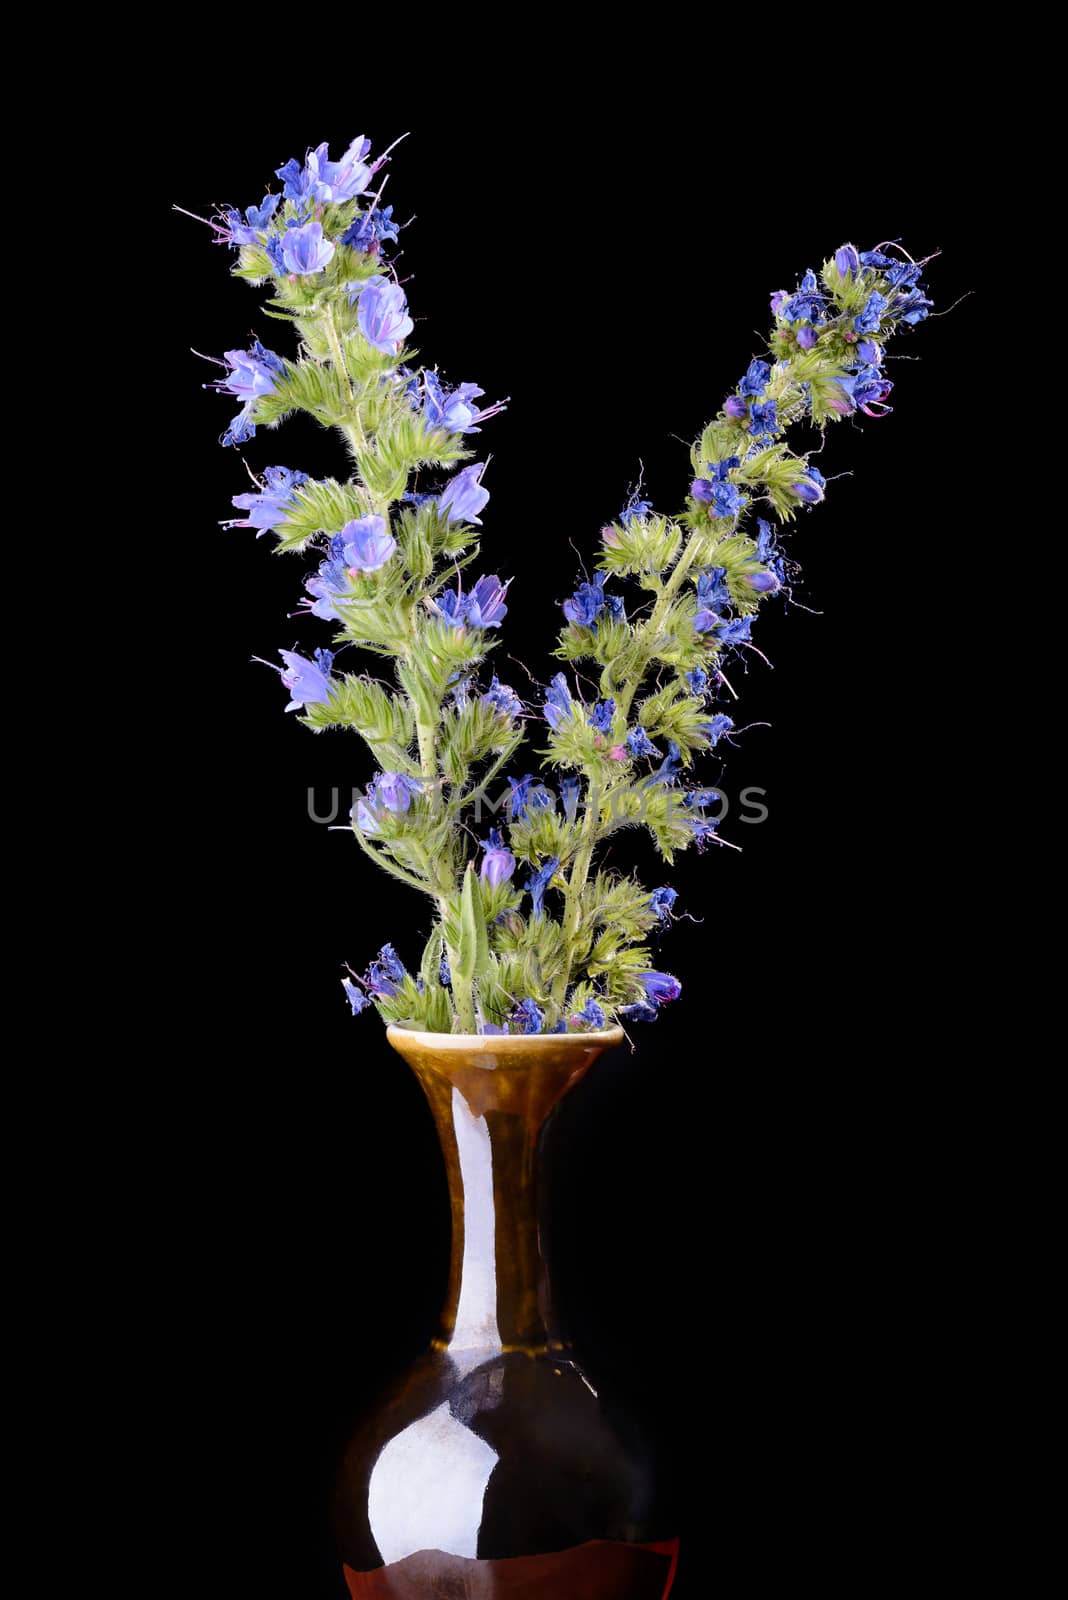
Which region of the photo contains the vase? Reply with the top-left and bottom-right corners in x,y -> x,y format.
332,1024 -> 679,1599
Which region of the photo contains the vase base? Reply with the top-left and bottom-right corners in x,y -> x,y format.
343,1536 -> 679,1599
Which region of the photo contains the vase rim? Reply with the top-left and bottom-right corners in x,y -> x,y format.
386,1022 -> 625,1052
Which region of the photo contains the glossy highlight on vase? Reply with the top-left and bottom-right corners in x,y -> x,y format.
332,1027 -> 679,1598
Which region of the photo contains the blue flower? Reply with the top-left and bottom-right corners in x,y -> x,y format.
563,572 -> 608,628
854,290 -> 888,334
514,999 -> 545,1034
604,593 -> 626,621
210,341 -> 284,447
228,465 -> 308,534
358,277 -> 414,352
275,155 -> 316,204
287,136 -> 373,203
525,857 -> 559,918
481,828 -> 516,887
280,221 -> 336,275
342,977 -> 369,1015
749,398 -> 778,439
647,742 -> 683,786
588,698 -> 615,734
856,339 -> 883,366
738,359 -> 772,398
482,677 -> 522,718
796,325 -> 818,351
438,463 -> 490,525
725,395 -> 748,419
366,942 -> 406,998
542,673 -> 574,730
481,1022 -> 509,1035
339,514 -> 397,571
859,249 -> 923,290
697,568 -> 730,610
832,366 -> 894,417
836,243 -> 860,275
421,370 -> 506,435
343,205 -> 400,252
508,775 -> 537,818
620,497 -> 653,528
619,999 -> 659,1023
791,467 -> 825,504
893,287 -> 934,324
702,713 -> 734,746
712,617 -> 752,645
691,473 -> 746,519
570,997 -> 606,1030
466,575 -> 509,628
650,887 -> 677,922
686,666 -> 709,694
560,777 -> 581,824
376,772 -> 422,814
439,954 -> 452,987
222,194 -> 279,244
277,647 -> 334,711
641,971 -> 681,1004
626,726 -> 660,759
748,570 -> 781,593
304,556 -> 349,620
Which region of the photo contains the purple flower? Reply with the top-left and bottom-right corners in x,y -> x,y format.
514,999 -> 545,1035
301,136 -> 373,203
647,742 -> 683,787
749,398 -> 778,439
686,666 -> 709,694
854,290 -> 889,334
650,887 -> 677,922
508,774 -> 537,819
724,395 -> 748,419
342,977 -> 369,1015
748,570 -> 781,593
641,971 -> 681,1005
782,270 -> 826,324
343,205 -> 400,253
702,713 -> 734,746
280,221 -> 336,275
738,359 -> 772,398
482,677 -> 522,718
755,519 -> 785,583
366,942 -> 406,998
712,617 -> 752,645
692,474 -> 746,519
836,243 -> 860,276
481,1022 -> 509,1035
210,341 -> 284,446
893,287 -> 934,324
796,325 -> 818,351
440,954 -> 452,987
277,647 -> 334,711
563,572 -> 608,628
376,772 -> 422,814
466,575 -> 509,628
421,370 -> 507,434
222,194 -> 279,245
856,339 -> 883,366
588,698 -> 615,734
831,366 -> 894,418
620,497 -> 653,528
228,465 -> 308,535
770,290 -> 789,315
358,277 -> 414,352
560,777 -> 581,824
620,999 -> 659,1023
339,515 -> 396,572
525,857 -> 559,919
304,556 -> 349,621
438,463 -> 490,525
570,998 -> 606,1030
542,673 -> 574,730
481,828 -> 516,887
626,726 -> 660,759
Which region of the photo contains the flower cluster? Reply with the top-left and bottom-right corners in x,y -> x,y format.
196,141 -> 937,1035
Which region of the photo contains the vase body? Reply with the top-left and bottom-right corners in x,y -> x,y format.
332,1025 -> 678,1599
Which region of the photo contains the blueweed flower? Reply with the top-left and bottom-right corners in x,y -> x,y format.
626,727 -> 660,759
570,998 -> 606,1029
528,787 -> 554,813
515,999 -> 545,1034
859,249 -> 923,289
692,469 -> 746,520
893,287 -> 933,324
856,338 -> 883,366
376,772 -> 422,814
689,817 -> 720,850
280,221 -> 335,275
604,593 -> 626,621
620,999 -> 660,1023
791,467 -> 825,504
275,154 -> 317,204
304,555 -> 349,620
702,713 -> 735,746
482,676 -> 523,717
438,463 -> 490,525
588,698 -> 615,734
650,887 -> 677,921
542,673 -> 574,729
508,775 -> 537,818
481,1022 -> 509,1035
749,398 -> 778,439
738,359 -> 771,398
647,742 -> 683,786
796,325 -> 818,351
342,977 -> 369,1015
831,366 -> 894,417
277,647 -> 334,710
211,341 -> 284,446
439,954 -> 452,987
481,827 -> 516,886
770,290 -> 788,315
343,205 -> 400,253
563,572 -> 608,628
465,575 -> 509,628
222,194 -> 279,244
284,136 -> 374,204
712,617 -> 752,645
747,570 -> 781,593
358,277 -> 414,351
755,518 -> 786,583
641,971 -> 682,1004
686,666 -> 709,694
421,370 -> 507,435
620,497 -> 653,528
725,395 -> 748,419
854,290 -> 888,334
525,857 -> 559,918
228,465 -> 308,534
366,943 -> 406,998
560,777 -> 581,824
836,243 -> 860,275
339,514 -> 397,571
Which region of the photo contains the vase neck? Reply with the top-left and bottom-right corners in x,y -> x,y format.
388,1030 -> 619,1361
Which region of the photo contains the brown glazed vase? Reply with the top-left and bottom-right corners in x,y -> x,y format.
332,1024 -> 679,1599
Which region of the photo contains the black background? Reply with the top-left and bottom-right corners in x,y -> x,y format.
146,89 -> 994,1597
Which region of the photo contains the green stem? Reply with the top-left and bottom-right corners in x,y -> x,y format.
322,302 -> 367,459
351,823 -> 431,896
613,535 -> 703,721
550,778 -> 602,1008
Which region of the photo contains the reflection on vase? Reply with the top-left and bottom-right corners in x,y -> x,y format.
333,1026 -> 678,1600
